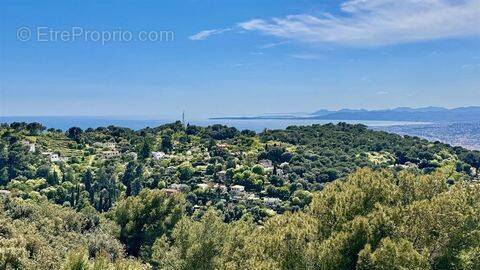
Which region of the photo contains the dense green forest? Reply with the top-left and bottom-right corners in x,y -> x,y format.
1,122 -> 480,269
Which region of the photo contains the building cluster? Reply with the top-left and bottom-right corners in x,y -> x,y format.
21,140 -> 70,163
17,132 -> 293,214
379,123 -> 480,151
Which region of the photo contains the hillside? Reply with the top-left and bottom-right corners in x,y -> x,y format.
213,106 -> 480,123
310,106 -> 480,123
1,121 -> 480,269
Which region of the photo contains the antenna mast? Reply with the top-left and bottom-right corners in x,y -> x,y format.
182,110 -> 185,127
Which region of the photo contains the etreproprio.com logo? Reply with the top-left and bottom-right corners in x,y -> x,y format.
17,26 -> 175,44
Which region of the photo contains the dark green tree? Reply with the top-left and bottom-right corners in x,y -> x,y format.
82,169 -> 94,203
26,122 -> 45,135
139,138 -> 153,160
110,189 -> 186,257
67,127 -> 83,143
121,162 -> 137,197
161,134 -> 173,153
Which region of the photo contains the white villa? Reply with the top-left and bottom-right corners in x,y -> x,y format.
263,197 -> 282,206
197,183 -> 210,190
246,194 -> 261,202
103,150 -> 120,158
259,159 -> 274,171
41,152 -> 64,162
217,170 -> 227,182
21,140 -> 36,152
169,183 -> 189,192
105,142 -> 116,148
47,153 -> 66,162
0,190 -> 11,198
162,188 -> 179,196
93,142 -> 116,149
152,151 -> 166,160
230,185 -> 245,197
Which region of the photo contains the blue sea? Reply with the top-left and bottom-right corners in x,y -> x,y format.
0,116 -> 428,132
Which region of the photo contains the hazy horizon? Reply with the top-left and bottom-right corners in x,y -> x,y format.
2,105 -> 480,119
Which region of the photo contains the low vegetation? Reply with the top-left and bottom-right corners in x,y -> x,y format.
1,121 -> 479,269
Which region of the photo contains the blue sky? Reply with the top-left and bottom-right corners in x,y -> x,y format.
1,0 -> 479,118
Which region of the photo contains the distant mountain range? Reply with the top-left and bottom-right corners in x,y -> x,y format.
212,106 -> 480,123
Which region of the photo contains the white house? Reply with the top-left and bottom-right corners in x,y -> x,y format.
50,153 -> 60,162
0,190 -> 11,198
217,171 -> 227,182
246,194 -> 261,202
21,140 -> 36,152
103,150 -> 120,158
471,167 -> 477,176
263,197 -> 282,206
259,159 -> 274,171
197,183 -> 210,191
42,152 -> 61,162
152,151 -> 166,160
105,142 -> 116,149
230,185 -> 245,198
162,188 -> 179,196
93,142 -> 116,149
169,183 -> 189,192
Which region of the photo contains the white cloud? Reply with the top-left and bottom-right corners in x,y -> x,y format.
237,0 -> 480,46
189,28 -> 232,40
289,53 -> 324,60
259,40 -> 291,49
377,91 -> 389,95
231,62 -> 254,67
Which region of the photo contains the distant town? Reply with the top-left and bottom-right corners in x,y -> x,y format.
376,122 -> 480,150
